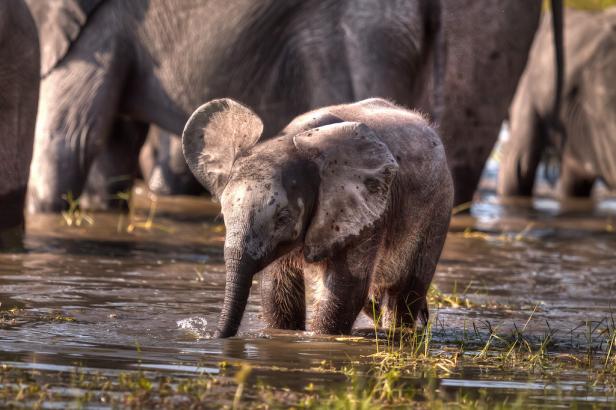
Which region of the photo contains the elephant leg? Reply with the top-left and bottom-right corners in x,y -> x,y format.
139,130 -> 158,186
142,127 -> 203,196
27,38 -> 128,213
382,285 -> 430,331
0,1 -> 39,247
497,77 -> 546,197
376,196 -> 450,331
558,156 -> 596,198
259,255 -> 306,331
81,118 -> 149,211
310,243 -> 376,335
340,0 -> 426,108
381,242 -> 441,331
434,1 -> 541,204
362,290 -> 383,325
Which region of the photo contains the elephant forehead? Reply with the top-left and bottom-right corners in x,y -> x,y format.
221,179 -> 292,261
221,179 -> 288,215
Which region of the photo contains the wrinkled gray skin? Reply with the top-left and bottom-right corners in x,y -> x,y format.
429,0 -> 563,205
147,0 -> 560,202
0,0 -> 39,248
26,0 -> 558,211
140,127 -> 202,196
182,98 -> 453,338
498,8 -> 616,198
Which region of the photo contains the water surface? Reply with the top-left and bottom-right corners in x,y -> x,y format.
1,187 -> 616,407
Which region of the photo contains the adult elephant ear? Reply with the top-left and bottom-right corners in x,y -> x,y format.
182,99 -> 264,198
293,122 -> 399,262
25,0 -> 106,77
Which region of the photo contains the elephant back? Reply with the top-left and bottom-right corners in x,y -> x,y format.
25,0 -> 105,77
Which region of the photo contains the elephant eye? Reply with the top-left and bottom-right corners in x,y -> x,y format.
275,209 -> 291,228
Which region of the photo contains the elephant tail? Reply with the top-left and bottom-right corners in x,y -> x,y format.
543,0 -> 566,186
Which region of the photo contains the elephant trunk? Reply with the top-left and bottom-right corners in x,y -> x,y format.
214,250 -> 255,338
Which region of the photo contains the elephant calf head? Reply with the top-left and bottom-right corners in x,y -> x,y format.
182,98 -> 399,338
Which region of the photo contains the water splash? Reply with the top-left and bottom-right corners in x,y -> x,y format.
177,316 -> 212,339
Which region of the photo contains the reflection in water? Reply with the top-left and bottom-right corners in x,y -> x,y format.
1,189 -> 616,406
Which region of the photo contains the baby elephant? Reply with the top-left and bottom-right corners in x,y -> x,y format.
182,98 -> 453,338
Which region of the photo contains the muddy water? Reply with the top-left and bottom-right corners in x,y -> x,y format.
1,187 -> 616,407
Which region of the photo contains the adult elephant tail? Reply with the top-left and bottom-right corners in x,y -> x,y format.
550,0 -> 565,141
543,0 -> 566,184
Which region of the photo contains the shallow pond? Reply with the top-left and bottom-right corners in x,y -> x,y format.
1,186 -> 616,408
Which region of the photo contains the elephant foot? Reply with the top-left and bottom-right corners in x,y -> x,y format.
0,188 -> 27,249
496,156 -> 537,198
381,291 -> 428,330
558,178 -> 595,198
0,225 -> 25,250
26,190 -> 71,213
451,165 -> 482,206
558,163 -> 596,198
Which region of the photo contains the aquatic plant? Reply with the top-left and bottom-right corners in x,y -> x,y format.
565,0 -> 616,10
115,190 -> 174,234
543,0 -> 616,10
451,201 -> 472,216
5,287 -> 616,408
233,364 -> 252,409
61,192 -> 94,227
461,222 -> 536,243
429,283 -> 475,309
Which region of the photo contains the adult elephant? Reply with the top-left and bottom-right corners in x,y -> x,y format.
498,8 -> 615,198
0,0 -> 39,247
430,0 -> 563,205
139,127 -> 203,196
26,0 -> 562,211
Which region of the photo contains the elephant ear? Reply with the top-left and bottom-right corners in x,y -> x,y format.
25,0 -> 106,77
182,99 -> 263,198
280,111 -> 344,136
293,122 -> 399,262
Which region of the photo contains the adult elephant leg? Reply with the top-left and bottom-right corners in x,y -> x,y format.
497,76 -> 545,197
27,39 -> 128,213
558,155 -> 596,198
259,254 -> 306,331
436,0 -> 542,205
141,127 -> 203,196
0,0 -> 39,247
139,130 -> 158,188
340,0 -> 427,108
81,118 -> 149,211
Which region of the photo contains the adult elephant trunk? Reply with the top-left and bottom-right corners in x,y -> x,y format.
214,250 -> 256,338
